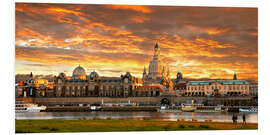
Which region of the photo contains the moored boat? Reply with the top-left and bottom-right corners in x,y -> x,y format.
15,101 -> 46,113
195,105 -> 228,113
181,105 -> 196,112
239,107 -> 258,113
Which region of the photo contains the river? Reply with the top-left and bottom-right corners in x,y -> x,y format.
15,111 -> 258,123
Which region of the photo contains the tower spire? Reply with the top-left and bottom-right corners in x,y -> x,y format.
233,72 -> 237,80
143,65 -> 146,73
177,67 -> 181,73
154,42 -> 158,49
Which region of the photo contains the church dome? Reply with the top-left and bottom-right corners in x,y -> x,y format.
89,70 -> 99,79
58,72 -> 66,79
72,65 -> 86,77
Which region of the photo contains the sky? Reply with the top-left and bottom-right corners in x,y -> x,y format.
15,3 -> 258,81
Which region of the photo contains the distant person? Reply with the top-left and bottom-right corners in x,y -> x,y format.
242,114 -> 246,125
235,114 -> 238,128
232,114 -> 238,128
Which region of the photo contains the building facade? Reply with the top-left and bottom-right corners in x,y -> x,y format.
53,65 -> 143,98
249,83 -> 258,96
174,69 -> 187,96
185,80 -> 249,96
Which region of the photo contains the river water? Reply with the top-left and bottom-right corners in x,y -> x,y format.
15,111 -> 258,123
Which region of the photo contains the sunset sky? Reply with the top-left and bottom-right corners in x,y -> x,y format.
15,3 -> 258,81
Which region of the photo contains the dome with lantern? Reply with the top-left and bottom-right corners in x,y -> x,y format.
58,72 -> 66,79
72,65 -> 86,78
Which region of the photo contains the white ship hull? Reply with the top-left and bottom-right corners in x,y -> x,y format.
239,108 -> 258,113
15,103 -> 46,113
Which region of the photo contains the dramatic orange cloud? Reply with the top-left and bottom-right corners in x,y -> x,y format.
207,28 -> 231,35
130,15 -> 150,23
107,5 -> 153,13
15,3 -> 258,81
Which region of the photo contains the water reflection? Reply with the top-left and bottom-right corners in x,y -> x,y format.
15,111 -> 258,123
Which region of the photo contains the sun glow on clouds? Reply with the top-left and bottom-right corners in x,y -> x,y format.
15,4 -> 258,81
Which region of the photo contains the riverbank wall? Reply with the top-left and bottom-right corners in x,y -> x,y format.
17,96 -> 256,106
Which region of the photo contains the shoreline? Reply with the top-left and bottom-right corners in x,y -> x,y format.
15,119 -> 258,133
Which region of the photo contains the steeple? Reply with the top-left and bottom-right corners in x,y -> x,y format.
154,42 -> 158,49
161,66 -> 165,76
233,72 -> 237,80
143,66 -> 146,74
30,72 -> 33,78
153,42 -> 160,60
167,67 -> 170,76
142,65 -> 147,82
176,68 -> 183,80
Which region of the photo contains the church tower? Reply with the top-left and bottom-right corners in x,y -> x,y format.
148,42 -> 163,80
142,66 -> 147,82
176,68 -> 183,81
143,42 -> 173,88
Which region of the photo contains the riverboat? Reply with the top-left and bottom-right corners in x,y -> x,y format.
15,101 -> 46,113
157,106 -> 182,112
195,105 -> 228,113
181,105 -> 196,112
239,107 -> 258,113
89,104 -> 102,111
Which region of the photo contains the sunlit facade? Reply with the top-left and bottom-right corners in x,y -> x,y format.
53,66 -> 143,97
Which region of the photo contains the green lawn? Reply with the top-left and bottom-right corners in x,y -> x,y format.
15,119 -> 258,133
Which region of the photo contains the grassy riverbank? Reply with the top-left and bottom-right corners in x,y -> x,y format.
15,119 -> 258,133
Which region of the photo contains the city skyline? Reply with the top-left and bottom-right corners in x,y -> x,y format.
15,3 -> 258,81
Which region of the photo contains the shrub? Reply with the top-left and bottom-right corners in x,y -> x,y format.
142,117 -> 151,120
177,118 -> 185,122
192,118 -> 198,122
199,124 -> 210,129
188,125 -> 195,128
40,126 -> 49,130
164,126 -> 169,131
50,128 -> 58,131
178,124 -> 185,128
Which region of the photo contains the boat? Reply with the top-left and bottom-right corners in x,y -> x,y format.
195,105 -> 227,113
89,104 -> 102,111
181,105 -> 196,112
181,100 -> 196,112
15,101 -> 46,113
157,109 -> 182,113
239,107 -> 258,113
157,106 -> 182,112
